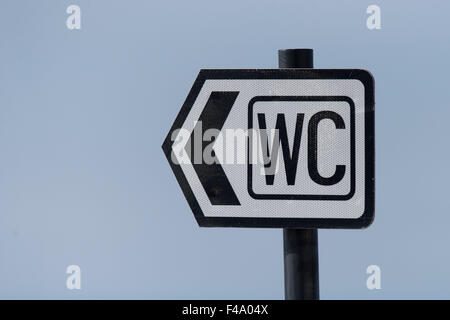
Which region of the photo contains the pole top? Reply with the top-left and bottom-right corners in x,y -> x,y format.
278,48 -> 313,54
278,49 -> 313,68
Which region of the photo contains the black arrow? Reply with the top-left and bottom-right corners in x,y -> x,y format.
186,91 -> 241,206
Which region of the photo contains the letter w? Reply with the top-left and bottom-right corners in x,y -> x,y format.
257,113 -> 304,185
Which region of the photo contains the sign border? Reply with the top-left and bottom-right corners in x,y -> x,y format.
162,69 -> 375,229
247,95 -> 356,201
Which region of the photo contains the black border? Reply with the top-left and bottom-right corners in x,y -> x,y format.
162,69 -> 375,229
247,96 -> 355,200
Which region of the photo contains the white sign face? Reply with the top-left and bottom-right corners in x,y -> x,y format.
162,69 -> 374,228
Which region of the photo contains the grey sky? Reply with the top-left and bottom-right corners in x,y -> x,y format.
0,0 -> 448,299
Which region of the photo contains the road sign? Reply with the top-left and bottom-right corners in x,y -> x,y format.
162,69 -> 374,228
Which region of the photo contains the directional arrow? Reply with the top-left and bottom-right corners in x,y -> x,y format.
186,91 -> 240,206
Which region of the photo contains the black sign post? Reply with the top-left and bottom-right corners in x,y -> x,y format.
280,49 -> 319,300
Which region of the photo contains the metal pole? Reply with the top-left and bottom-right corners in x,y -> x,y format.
279,49 -> 320,300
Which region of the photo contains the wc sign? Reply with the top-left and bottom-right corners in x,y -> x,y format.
162,69 -> 374,228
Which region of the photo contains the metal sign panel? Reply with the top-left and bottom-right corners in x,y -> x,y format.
162,69 -> 374,228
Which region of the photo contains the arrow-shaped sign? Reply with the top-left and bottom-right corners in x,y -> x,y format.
162,69 -> 374,228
